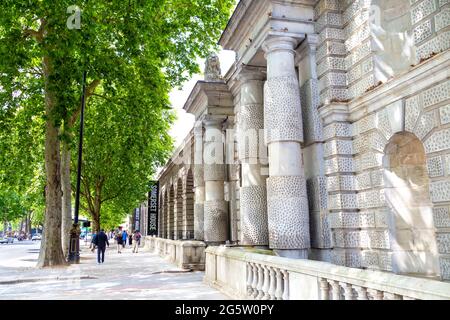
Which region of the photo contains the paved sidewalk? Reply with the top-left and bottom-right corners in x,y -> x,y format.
0,242 -> 228,300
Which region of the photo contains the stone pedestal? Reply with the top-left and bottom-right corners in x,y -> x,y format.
203,119 -> 229,243
263,37 -> 311,258
238,70 -> 269,246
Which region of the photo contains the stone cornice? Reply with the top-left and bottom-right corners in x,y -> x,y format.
183,80 -> 234,120
318,50 -> 450,124
348,50 -> 450,121
219,0 -> 314,66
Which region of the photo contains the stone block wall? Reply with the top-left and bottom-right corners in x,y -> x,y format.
316,0 -> 450,106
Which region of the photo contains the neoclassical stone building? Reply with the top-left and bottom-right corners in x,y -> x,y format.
147,0 -> 450,299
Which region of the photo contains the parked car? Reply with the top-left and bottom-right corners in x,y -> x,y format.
31,234 -> 42,241
0,237 -> 14,244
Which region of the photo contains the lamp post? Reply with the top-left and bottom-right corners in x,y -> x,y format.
68,71 -> 87,263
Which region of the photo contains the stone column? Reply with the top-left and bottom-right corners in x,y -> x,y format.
263,36 -> 311,258
203,118 -> 229,244
193,123 -> 205,241
238,70 -> 269,246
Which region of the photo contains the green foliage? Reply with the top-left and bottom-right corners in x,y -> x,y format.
0,189 -> 27,223
0,0 -> 234,232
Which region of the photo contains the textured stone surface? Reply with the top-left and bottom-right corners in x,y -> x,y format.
264,76 -> 304,144
204,200 -> 229,242
203,164 -> 225,181
425,128 -> 450,154
430,181 -> 450,202
240,186 -> 269,245
267,176 -> 310,249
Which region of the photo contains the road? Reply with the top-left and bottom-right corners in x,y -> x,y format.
0,240 -> 227,300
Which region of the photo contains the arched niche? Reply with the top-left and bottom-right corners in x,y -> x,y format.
371,0 -> 416,82
383,132 -> 439,277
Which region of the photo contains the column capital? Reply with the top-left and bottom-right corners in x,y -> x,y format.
237,66 -> 266,83
296,34 -> 319,63
202,116 -> 225,129
262,36 -> 299,55
193,120 -> 204,135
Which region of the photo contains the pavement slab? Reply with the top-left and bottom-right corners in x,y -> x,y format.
0,241 -> 228,300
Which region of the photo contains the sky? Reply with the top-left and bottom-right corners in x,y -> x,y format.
168,50 -> 236,149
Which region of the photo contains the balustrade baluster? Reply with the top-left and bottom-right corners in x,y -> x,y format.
330,280 -> 341,300
384,293 -> 402,300
275,268 -> 283,300
368,289 -> 384,300
268,267 -> 277,300
256,264 -> 265,299
251,263 -> 259,298
247,263 -> 254,297
319,278 -> 330,300
341,283 -> 354,300
262,265 -> 271,300
354,286 -> 368,300
281,270 -> 289,300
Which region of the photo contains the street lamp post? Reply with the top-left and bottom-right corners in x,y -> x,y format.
68,71 -> 87,264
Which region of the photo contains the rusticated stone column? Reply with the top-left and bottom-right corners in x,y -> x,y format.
237,70 -> 269,246
203,118 -> 229,244
263,36 -> 310,258
193,123 -> 205,241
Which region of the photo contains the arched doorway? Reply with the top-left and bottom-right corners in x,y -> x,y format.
383,132 -> 439,277
168,185 -> 175,240
184,169 -> 195,239
163,190 -> 168,238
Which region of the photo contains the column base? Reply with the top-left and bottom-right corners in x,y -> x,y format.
274,249 -> 308,259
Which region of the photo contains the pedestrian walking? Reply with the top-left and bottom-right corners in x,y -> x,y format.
90,232 -> 98,252
129,231 -> 133,246
116,231 -> 123,253
122,230 -> 128,248
132,230 -> 141,253
94,229 -> 109,264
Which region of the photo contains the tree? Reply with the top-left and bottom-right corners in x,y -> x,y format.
0,0 -> 235,267
76,76 -> 174,232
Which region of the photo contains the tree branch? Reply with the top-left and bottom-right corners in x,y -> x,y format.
23,19 -> 46,43
69,79 -> 102,126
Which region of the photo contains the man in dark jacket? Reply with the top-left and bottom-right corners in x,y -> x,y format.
94,229 -> 109,264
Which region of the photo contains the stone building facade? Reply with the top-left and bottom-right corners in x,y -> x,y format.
153,0 -> 450,282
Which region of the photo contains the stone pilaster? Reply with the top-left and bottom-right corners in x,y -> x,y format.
203,118 -> 229,244
263,36 -> 311,258
193,123 -> 205,241
237,69 -> 269,246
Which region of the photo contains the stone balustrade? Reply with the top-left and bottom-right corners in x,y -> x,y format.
144,236 -> 206,271
205,246 -> 450,300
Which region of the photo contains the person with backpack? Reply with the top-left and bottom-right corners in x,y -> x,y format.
115,231 -> 123,253
90,231 -> 98,253
132,230 -> 141,253
122,230 -> 128,248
